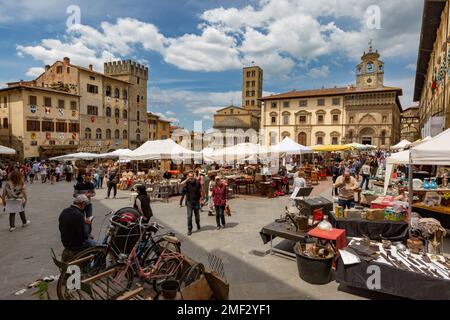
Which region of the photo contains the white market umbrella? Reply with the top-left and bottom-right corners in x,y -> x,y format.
206,143 -> 271,164
0,145 -> 16,155
49,152 -> 100,161
97,148 -> 132,158
391,139 -> 412,150
270,137 -> 312,154
122,139 -> 200,161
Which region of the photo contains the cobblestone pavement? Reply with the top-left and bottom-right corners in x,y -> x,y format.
0,178 -> 409,300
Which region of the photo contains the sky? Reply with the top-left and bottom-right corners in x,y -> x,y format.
0,0 -> 423,130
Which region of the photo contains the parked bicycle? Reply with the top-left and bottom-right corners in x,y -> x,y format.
56,207 -> 180,300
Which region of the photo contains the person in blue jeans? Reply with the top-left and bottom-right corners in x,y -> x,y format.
334,171 -> 358,209
359,161 -> 371,190
180,172 -> 204,236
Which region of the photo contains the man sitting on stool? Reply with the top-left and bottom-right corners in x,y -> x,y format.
334,170 -> 358,209
59,195 -> 96,262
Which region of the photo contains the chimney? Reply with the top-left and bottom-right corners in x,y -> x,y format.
63,57 -> 70,65
89,64 -> 93,71
45,65 -> 50,71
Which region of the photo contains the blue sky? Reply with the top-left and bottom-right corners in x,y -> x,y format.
0,0 -> 423,129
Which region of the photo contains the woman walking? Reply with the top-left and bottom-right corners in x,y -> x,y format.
211,176 -> 227,230
2,171 -> 30,232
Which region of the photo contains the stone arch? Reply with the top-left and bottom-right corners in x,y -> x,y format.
359,114 -> 377,124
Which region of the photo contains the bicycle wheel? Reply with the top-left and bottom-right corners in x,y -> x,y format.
141,238 -> 181,269
56,246 -> 117,300
179,263 -> 205,288
151,257 -> 182,293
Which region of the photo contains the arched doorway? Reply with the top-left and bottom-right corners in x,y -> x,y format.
359,127 -> 375,145
298,132 -> 307,146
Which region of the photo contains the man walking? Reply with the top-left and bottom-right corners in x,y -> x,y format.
181,172 -> 204,236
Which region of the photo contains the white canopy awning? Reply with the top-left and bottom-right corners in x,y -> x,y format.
49,152 -> 100,161
391,139 -> 412,150
122,139 -> 200,161
383,150 -> 410,195
0,145 -> 16,155
410,129 -> 450,165
97,149 -> 132,158
205,143 -> 271,163
270,137 -> 312,154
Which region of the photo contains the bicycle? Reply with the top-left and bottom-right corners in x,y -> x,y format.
56,208 -> 180,300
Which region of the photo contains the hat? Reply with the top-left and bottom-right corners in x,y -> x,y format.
73,195 -> 90,206
215,175 -> 222,181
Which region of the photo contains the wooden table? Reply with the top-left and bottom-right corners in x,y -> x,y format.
259,221 -> 308,257
412,203 -> 450,229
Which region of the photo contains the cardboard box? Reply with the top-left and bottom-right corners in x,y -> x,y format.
366,209 -> 385,221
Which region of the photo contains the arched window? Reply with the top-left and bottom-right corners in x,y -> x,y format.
106,129 -> 111,139
348,130 -> 354,143
105,85 -> 111,97
282,131 -> 290,139
282,111 -> 290,125
114,129 -> 120,139
84,128 -> 91,140
136,128 -> 141,142
123,130 -> 128,140
122,89 -> 127,100
137,95 -> 140,103
96,128 -> 102,139
122,109 -> 128,119
315,131 -> 325,145
106,107 -> 111,117
115,108 -> 120,118
114,88 -> 120,98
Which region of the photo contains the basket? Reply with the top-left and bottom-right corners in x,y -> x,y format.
109,207 -> 142,254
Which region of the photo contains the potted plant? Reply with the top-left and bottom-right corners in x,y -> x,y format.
441,193 -> 450,207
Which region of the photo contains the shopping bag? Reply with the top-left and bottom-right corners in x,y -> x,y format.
225,204 -> 231,217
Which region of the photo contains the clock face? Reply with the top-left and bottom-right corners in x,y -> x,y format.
366,62 -> 374,73
367,78 -> 372,84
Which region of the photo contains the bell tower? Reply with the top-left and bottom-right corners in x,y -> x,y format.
356,40 -> 384,89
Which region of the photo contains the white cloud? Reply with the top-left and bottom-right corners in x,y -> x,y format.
166,111 -> 175,115
164,27 -> 241,72
25,67 -> 45,78
307,65 -> 329,79
14,0 -> 423,79
406,64 -> 416,71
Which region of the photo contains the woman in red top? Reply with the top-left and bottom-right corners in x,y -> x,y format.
211,176 -> 227,230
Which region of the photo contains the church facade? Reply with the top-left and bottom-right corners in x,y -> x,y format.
260,47 -> 403,148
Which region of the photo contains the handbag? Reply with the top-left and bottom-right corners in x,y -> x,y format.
225,204 -> 231,217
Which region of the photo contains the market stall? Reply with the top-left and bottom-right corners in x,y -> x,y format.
0,145 -> 16,155
336,238 -> 450,300
391,139 -> 412,150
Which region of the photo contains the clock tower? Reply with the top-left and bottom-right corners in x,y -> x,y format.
356,40 -> 384,89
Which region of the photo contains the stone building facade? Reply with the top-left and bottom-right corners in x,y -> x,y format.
212,66 -> 263,147
260,47 -> 403,148
400,105 -> 420,142
147,112 -> 171,140
414,0 -> 449,137
32,57 -> 148,153
0,83 -> 80,159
